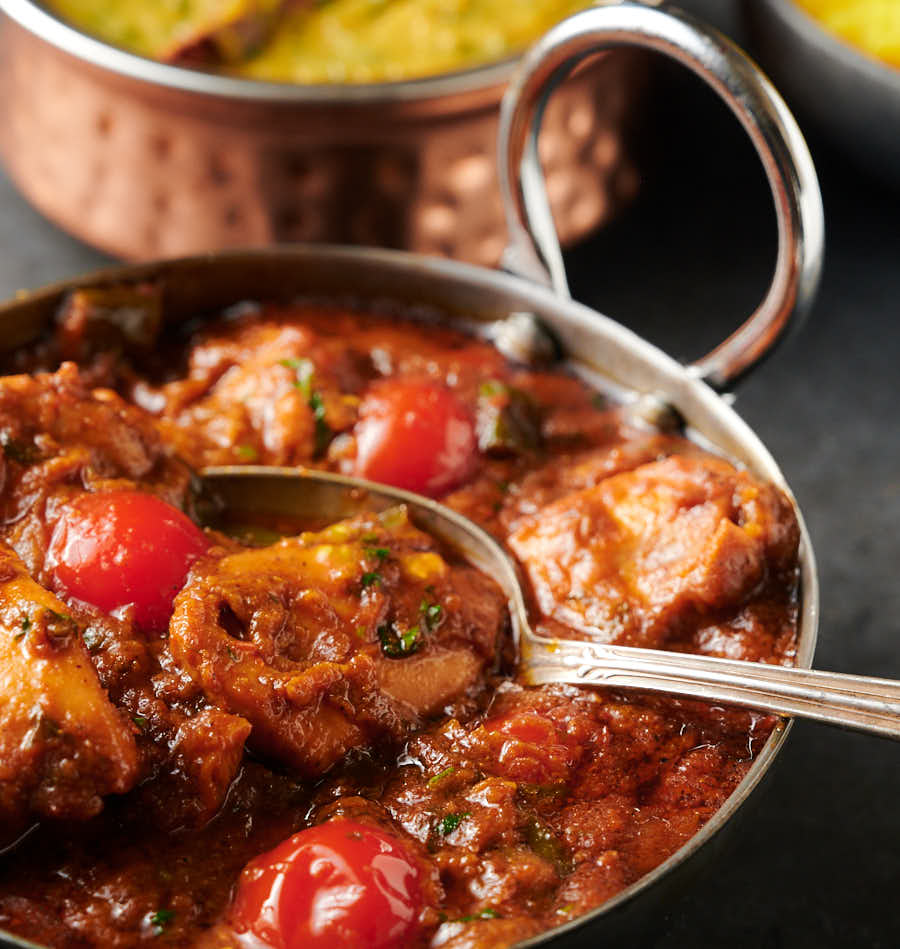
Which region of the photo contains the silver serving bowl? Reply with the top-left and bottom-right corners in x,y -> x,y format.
0,4 -> 824,946
745,0 -> 900,187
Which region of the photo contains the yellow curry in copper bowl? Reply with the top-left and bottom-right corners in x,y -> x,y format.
44,0 -> 592,82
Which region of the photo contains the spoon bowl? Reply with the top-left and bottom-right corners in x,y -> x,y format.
204,466 -> 900,741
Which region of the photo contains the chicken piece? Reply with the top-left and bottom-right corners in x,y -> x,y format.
509,455 -> 799,648
0,543 -> 139,836
0,363 -> 193,579
498,432 -> 702,533
169,507 -> 506,776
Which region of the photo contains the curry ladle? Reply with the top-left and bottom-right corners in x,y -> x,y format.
203,466 -> 900,741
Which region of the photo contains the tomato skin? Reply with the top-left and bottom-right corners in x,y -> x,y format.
48,490 -> 209,633
229,819 -> 424,949
354,380 -> 477,496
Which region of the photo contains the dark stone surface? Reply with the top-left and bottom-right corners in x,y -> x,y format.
0,36 -> 898,949
567,60 -> 900,949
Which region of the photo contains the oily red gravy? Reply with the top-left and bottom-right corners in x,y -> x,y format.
0,292 -> 799,948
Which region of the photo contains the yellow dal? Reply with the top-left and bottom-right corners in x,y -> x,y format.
795,0 -> 900,68
47,0 -> 589,82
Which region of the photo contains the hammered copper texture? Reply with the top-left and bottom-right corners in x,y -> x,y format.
0,16 -> 646,265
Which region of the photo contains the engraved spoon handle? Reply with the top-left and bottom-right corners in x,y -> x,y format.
520,638 -> 900,739
203,468 -> 900,741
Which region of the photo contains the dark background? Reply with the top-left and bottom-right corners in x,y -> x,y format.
1,17 -> 899,949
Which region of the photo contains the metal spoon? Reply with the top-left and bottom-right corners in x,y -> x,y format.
203,466 -> 900,741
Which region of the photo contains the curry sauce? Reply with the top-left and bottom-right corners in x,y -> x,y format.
0,297 -> 800,948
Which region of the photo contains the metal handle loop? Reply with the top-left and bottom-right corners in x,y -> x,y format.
498,1 -> 825,389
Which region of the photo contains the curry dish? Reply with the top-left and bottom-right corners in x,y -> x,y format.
45,0 -> 589,83
794,0 -> 900,69
0,292 -> 800,948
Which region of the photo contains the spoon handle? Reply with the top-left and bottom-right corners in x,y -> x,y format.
520,639 -> 900,739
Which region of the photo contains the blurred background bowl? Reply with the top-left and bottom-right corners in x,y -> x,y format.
0,0 -> 650,265
744,0 -> 900,187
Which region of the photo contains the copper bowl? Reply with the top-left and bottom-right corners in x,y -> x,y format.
0,0 -> 649,265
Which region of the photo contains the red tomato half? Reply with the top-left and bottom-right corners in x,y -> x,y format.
354,379 -> 477,496
229,819 -> 424,949
48,490 -> 209,633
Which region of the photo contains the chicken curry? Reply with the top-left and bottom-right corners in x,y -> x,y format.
0,291 -> 800,948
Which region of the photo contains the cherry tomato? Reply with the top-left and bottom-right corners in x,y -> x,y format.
229,819 -> 424,949
48,490 -> 209,633
354,379 -> 477,496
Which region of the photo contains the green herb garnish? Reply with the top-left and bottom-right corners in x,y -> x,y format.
14,615 -> 31,641
364,546 -> 390,562
523,817 -> 571,874
420,600 -> 443,631
361,571 -> 382,589
377,622 -> 421,658
399,626 -> 420,652
149,908 -> 175,934
456,907 -> 500,922
133,715 -> 149,730
439,812 -> 469,835
281,358 -> 331,455
475,379 -> 540,455
308,391 -> 331,457
427,766 -> 456,788
45,609 -> 76,644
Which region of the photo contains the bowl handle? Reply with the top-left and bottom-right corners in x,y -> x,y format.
497,0 -> 825,390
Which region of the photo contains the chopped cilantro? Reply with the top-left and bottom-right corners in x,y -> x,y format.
427,766 -> 456,788
399,626 -> 420,652
439,812 -> 469,835
456,907 -> 500,922
45,609 -> 76,644
20,615 -> 31,633
377,622 -> 421,658
133,715 -> 149,730
361,571 -> 382,589
149,908 -> 175,934
281,358 -> 331,455
420,600 -> 443,631
308,391 -> 331,457
280,356 -> 314,398
523,817 -> 570,874
364,546 -> 390,562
